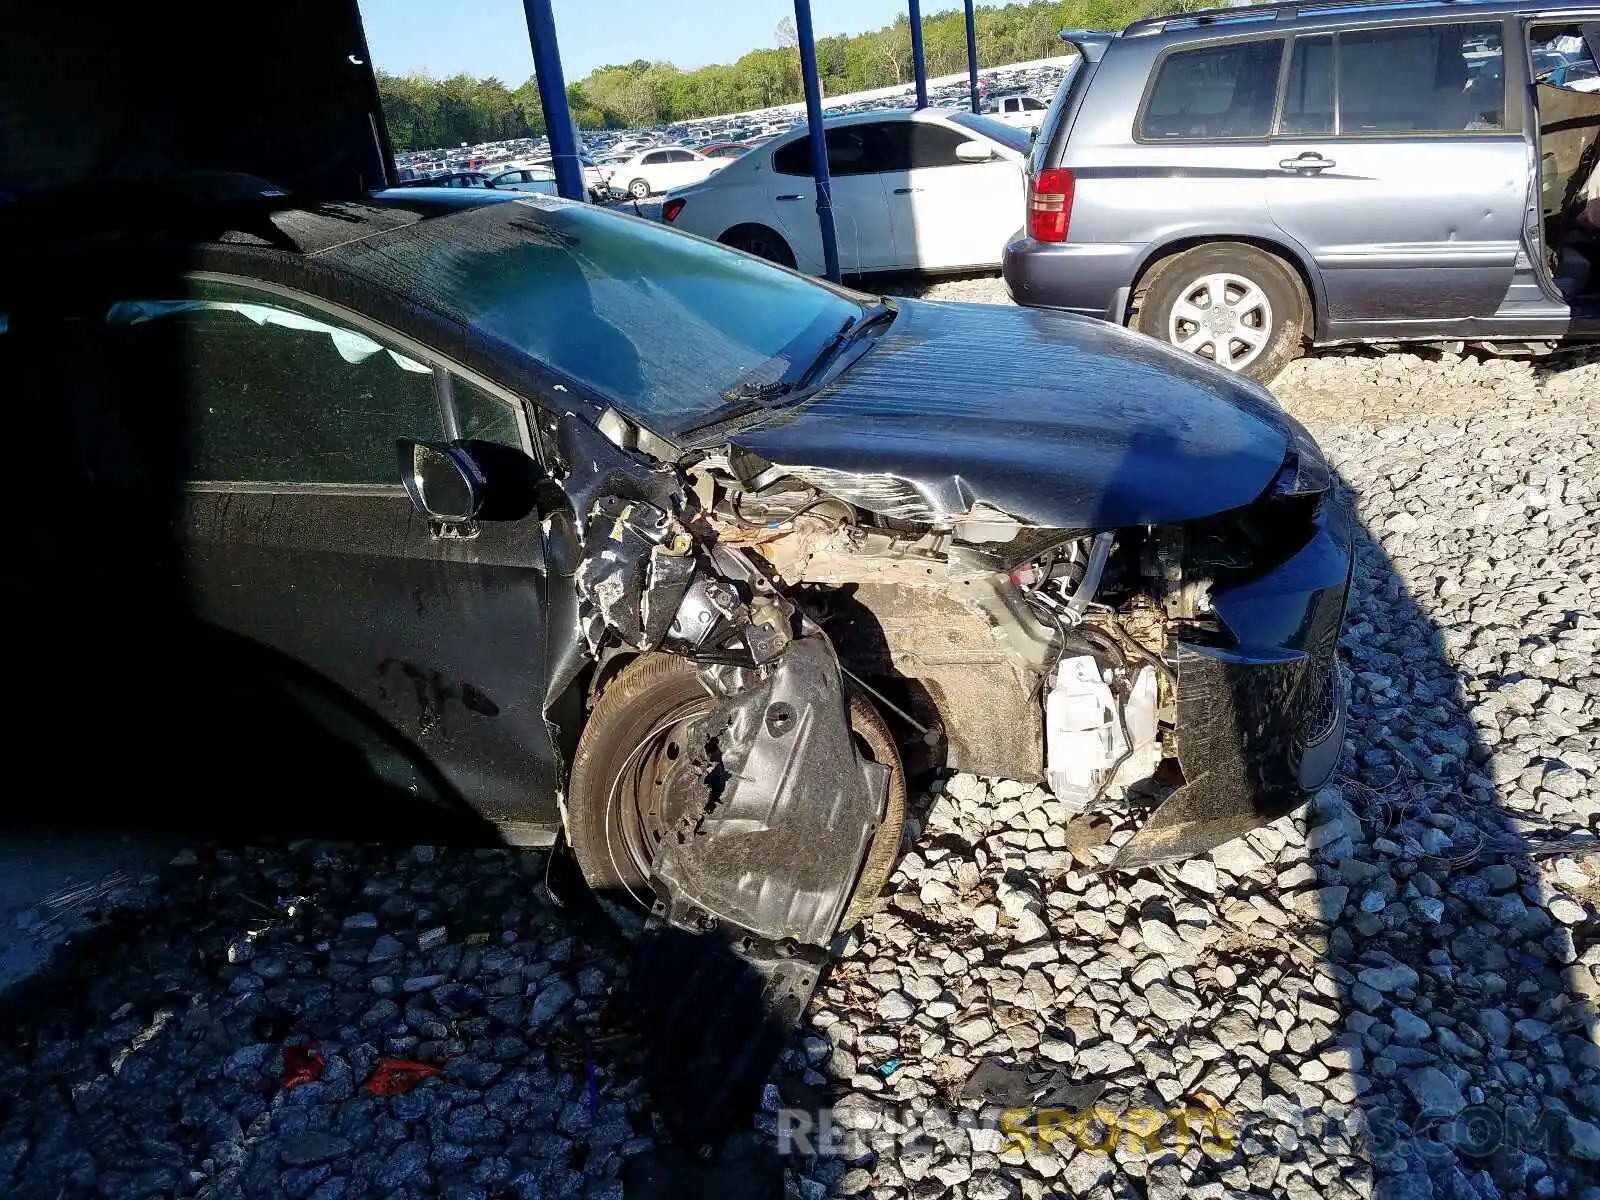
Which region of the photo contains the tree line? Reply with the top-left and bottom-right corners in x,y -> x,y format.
379,0 -> 1206,152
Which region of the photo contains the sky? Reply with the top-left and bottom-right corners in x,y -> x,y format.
358,0 -> 939,84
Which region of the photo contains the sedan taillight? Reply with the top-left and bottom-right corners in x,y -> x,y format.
1028,167 -> 1075,243
663,198 -> 687,223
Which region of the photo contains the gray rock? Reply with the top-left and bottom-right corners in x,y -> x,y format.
1391,1007 -> 1430,1044
376,1141 -> 429,1191
877,992 -> 915,1022
1212,840 -> 1267,876
1290,886 -> 1349,920
1477,1009 -> 1511,1047
367,935 -> 404,963
1357,964 -> 1419,993
1568,1116 -> 1600,1161
1144,981 -> 1200,1023
528,979 -> 574,1029
280,1133 -> 352,1168
1403,1067 -> 1466,1115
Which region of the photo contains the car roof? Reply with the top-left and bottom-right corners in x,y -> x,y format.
1115,0 -> 1590,42
0,181 -> 523,262
766,108 -> 962,137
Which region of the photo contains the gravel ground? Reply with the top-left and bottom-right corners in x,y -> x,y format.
2,285 -> 1598,1199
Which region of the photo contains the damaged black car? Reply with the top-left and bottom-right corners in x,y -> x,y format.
3,185 -> 1349,1138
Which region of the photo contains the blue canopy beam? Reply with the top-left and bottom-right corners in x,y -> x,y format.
793,0 -> 840,282
909,0 -> 928,109
964,0 -> 980,113
521,0 -> 586,201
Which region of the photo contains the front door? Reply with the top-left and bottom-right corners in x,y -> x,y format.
104,278 -> 560,840
1266,22 -> 1527,324
878,120 -> 1025,270
767,125 -> 899,273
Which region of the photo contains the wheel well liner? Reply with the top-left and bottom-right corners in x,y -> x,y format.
718,221 -> 788,246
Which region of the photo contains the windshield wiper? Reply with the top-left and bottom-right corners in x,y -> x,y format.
679,378 -> 797,434
795,301 -> 897,389
721,379 -> 794,403
677,301 -> 897,439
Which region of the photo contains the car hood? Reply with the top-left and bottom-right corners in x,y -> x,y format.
723,298 -> 1300,530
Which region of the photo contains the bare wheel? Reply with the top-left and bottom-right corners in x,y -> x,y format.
628,178 -> 651,199
1167,272 -> 1273,372
567,653 -> 905,932
1137,243 -> 1307,383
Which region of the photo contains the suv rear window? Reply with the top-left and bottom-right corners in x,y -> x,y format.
1139,39 -> 1284,140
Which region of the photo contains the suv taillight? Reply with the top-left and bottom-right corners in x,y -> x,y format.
1028,167 -> 1075,243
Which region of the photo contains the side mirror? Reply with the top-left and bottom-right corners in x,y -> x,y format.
955,140 -> 997,163
398,439 -> 485,522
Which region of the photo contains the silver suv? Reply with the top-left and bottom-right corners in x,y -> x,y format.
1003,0 -> 1600,381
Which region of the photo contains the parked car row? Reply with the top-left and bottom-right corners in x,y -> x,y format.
649,0 -> 1600,385
389,60 -> 1073,204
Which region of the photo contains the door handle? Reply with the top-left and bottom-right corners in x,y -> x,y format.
776,193 -> 805,201
1279,153 -> 1336,173
893,187 -> 922,194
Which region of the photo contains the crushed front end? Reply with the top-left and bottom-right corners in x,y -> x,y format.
689,423 -> 1352,874
547,396 -> 1351,1143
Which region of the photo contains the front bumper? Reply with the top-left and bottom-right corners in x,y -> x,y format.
1001,235 -> 1143,322
1112,497 -> 1353,870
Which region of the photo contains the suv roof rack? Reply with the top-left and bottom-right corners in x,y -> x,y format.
1123,0 -> 1496,37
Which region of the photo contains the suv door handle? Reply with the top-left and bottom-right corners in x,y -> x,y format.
1279,153 -> 1336,173
776,193 -> 805,201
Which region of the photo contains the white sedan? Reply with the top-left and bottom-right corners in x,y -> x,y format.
661,109 -> 1031,275
611,147 -> 722,200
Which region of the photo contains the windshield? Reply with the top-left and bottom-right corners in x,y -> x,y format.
329,198 -> 863,435
947,111 -> 1033,155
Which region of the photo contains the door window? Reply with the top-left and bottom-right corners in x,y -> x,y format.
1139,38 -> 1284,140
668,150 -> 697,162
1530,23 -> 1600,92
1280,36 -> 1335,135
105,283 -> 441,484
773,123 -> 899,176
642,151 -> 668,165
905,122 -> 979,169
1339,23 -> 1504,131
450,376 -> 526,448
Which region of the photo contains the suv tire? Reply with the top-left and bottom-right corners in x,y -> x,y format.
567,652 -> 905,934
1136,244 -> 1307,384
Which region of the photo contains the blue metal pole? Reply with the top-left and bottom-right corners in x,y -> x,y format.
908,0 -> 928,109
521,0 -> 586,202
793,0 -> 840,283
964,0 -> 980,114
